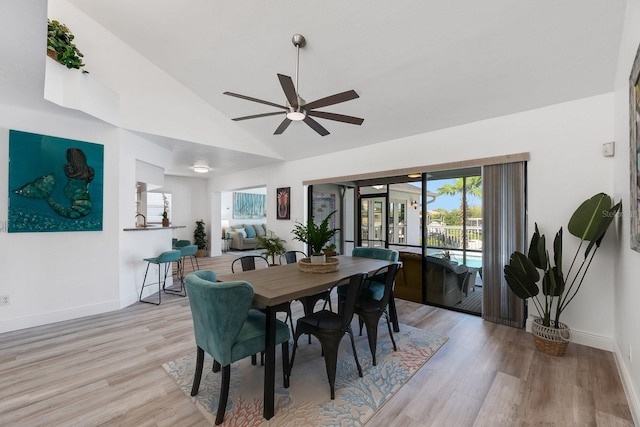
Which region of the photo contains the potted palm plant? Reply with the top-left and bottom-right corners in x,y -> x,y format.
256,231 -> 287,266
193,219 -> 207,257
292,210 -> 339,263
504,193 -> 621,356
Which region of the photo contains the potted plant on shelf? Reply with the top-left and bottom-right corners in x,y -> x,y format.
161,194 -> 169,227
193,219 -> 207,257
47,19 -> 88,72
503,193 -> 621,356
292,210 -> 339,264
256,231 -> 287,266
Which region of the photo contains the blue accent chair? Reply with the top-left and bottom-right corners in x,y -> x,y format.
185,271 -> 291,425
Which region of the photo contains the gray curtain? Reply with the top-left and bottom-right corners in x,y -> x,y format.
482,161 -> 527,327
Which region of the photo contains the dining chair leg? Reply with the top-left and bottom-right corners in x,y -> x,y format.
384,311 -> 397,351
190,346 -> 205,396
215,365 -> 231,425
212,359 -> 221,373
347,327 -> 363,378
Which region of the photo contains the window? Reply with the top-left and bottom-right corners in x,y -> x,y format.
147,192 -> 171,224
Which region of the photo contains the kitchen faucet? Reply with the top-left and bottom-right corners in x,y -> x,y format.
135,213 -> 146,228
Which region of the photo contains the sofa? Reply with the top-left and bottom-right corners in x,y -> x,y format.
395,252 -> 470,306
225,223 -> 267,250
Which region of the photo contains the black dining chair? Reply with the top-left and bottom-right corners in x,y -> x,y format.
289,272 -> 368,400
231,255 -> 269,273
231,255 -> 295,339
280,250 -> 333,343
355,263 -> 401,366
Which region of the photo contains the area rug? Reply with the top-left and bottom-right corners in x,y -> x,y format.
163,322 -> 447,426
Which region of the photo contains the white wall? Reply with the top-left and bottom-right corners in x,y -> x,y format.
161,175 -> 211,244
0,108 -> 122,332
612,0 -> 640,422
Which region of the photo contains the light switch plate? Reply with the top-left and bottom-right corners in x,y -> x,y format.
603,141 -> 615,157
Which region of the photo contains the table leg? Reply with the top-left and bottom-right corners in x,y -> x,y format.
263,305 -> 276,420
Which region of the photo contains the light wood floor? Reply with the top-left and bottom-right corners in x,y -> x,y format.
0,254 -> 634,426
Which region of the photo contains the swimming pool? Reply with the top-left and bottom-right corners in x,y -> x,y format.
427,249 -> 483,269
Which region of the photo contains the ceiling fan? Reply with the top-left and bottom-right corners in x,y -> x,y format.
223,34 -> 364,136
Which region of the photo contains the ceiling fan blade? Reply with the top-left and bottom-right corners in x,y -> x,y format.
277,74 -> 299,109
231,111 -> 285,121
303,116 -> 330,136
223,91 -> 287,110
274,118 -> 292,135
304,90 -> 359,110
307,110 -> 364,125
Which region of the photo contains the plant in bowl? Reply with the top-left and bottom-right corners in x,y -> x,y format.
256,231 -> 287,266
292,210 -> 339,262
47,19 -> 87,72
503,193 -> 621,355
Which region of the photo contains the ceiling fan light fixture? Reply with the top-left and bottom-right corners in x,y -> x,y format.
286,110 -> 306,121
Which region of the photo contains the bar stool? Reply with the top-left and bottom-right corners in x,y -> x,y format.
177,244 -> 199,283
139,249 -> 181,305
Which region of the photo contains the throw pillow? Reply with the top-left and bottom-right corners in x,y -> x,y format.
253,224 -> 266,236
245,226 -> 256,238
235,227 -> 247,238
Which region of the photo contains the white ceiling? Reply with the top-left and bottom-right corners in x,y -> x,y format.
2,1 -> 628,177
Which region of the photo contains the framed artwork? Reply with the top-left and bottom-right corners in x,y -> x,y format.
233,192 -> 266,219
276,187 -> 290,220
8,130 -> 104,232
630,43 -> 640,252
312,191 -> 337,246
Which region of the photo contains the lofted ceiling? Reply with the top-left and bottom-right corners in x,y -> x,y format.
9,1 -> 629,177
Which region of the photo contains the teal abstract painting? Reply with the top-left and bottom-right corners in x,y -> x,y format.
8,130 -> 104,232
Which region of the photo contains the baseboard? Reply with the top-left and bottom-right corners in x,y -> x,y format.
613,342 -> 640,426
525,317 -> 614,351
0,300 -> 120,334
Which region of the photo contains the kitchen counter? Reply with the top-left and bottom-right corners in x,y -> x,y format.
123,225 -> 186,231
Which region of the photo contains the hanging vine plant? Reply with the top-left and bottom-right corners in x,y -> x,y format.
47,19 -> 87,72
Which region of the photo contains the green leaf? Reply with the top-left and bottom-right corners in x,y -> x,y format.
504,252 -> 540,299
542,266 -> 564,296
567,193 -> 612,242
527,223 -> 547,270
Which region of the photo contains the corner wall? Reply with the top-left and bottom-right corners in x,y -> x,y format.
612,0 -> 640,423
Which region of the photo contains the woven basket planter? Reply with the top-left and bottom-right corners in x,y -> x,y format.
531,317 -> 571,356
298,257 -> 339,273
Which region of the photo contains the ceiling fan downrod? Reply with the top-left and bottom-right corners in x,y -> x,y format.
291,34 -> 306,103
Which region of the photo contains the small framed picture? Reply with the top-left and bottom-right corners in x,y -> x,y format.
276,187 -> 290,220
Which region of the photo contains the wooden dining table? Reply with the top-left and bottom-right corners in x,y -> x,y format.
215,255 -> 397,420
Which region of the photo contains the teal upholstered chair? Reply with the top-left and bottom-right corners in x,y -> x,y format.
173,239 -> 191,248
185,271 -> 290,425
351,247 -> 399,300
